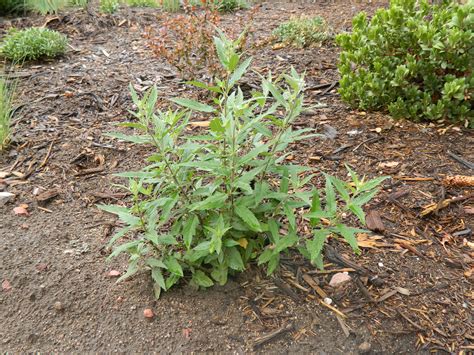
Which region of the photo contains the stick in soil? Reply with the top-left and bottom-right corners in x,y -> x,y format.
252,323 -> 294,349
447,151 -> 474,170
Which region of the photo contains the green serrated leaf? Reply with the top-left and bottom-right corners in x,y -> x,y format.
227,247 -> 245,271
183,215 -> 199,249
306,229 -> 330,264
235,204 -> 262,232
151,267 -> 166,291
334,224 -> 362,254
324,174 -> 337,214
192,270 -> 214,287
229,57 -> 252,87
117,258 -> 139,282
146,258 -> 167,269
164,257 -> 184,277
189,193 -> 228,211
266,254 -> 280,275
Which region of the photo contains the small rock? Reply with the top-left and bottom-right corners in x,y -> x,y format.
323,124 -> 338,140
329,272 -> 352,287
347,129 -> 362,136
54,301 -> 64,311
0,192 -> 15,206
358,341 -> 371,353
323,297 -> 333,305
35,263 -> 48,272
13,205 -> 29,216
108,270 -> 121,277
143,308 -> 154,319
2,279 -> 12,291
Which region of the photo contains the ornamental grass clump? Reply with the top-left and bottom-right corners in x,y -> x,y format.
273,16 -> 330,48
0,28 -> 68,62
337,0 -> 473,127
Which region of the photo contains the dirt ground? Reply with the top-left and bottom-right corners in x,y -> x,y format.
1,1 -> 473,353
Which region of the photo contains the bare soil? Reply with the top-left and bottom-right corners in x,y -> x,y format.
1,1 -> 473,353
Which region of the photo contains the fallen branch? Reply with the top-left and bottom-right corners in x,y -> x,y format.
421,193 -> 474,216
252,323 -> 294,349
447,151 -> 474,170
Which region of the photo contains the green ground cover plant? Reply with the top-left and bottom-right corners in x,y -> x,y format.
273,16 -> 330,48
100,0 -> 119,13
337,0 -> 473,127
0,28 -> 68,62
100,31 -> 387,297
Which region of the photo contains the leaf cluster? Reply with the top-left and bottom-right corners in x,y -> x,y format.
336,0 -> 473,127
0,28 -> 68,62
273,16 -> 331,48
101,31 -> 387,298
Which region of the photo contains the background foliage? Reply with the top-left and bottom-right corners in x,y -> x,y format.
337,0 -> 473,127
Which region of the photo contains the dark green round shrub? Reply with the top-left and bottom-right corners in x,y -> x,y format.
336,0 -> 473,127
0,27 -> 68,62
0,0 -> 25,14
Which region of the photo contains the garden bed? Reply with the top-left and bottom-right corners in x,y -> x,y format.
1,1 -> 473,352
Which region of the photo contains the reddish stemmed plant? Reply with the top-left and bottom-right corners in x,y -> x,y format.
146,1 -> 255,82
146,8 -> 222,81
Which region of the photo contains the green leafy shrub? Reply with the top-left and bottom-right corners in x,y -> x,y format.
100,31 -> 386,297
0,77 -> 15,150
273,16 -> 330,48
337,0 -> 473,127
0,28 -> 68,62
25,0 -> 69,14
125,0 -> 158,7
100,0 -> 119,13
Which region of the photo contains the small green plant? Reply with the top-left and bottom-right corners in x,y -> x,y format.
273,16 -> 330,48
159,0 -> 180,12
0,28 -> 68,62
125,0 -> 158,7
70,0 -> 89,8
337,0 -> 473,127
187,0 -> 248,12
100,31 -> 387,297
25,0 -> 69,14
0,77 -> 15,150
100,0 -> 119,13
